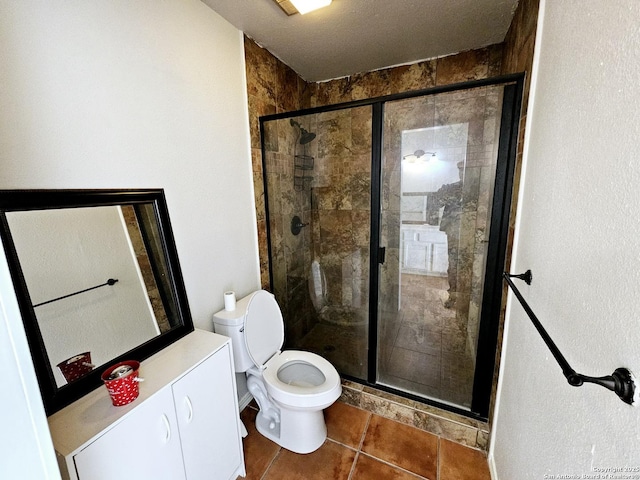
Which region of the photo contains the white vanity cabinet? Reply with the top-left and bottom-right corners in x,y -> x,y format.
73,387 -> 186,479
172,343 -> 243,480
49,330 -> 246,480
401,224 -> 448,276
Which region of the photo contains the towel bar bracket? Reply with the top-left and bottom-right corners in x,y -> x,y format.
570,368 -> 636,405
505,269 -> 532,285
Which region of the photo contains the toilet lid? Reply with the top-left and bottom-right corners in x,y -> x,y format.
244,290 -> 284,369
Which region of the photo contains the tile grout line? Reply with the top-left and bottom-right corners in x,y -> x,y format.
357,411 -> 372,451
258,445 -> 282,480
357,451 -> 428,480
347,411 -> 372,479
346,451 -> 360,480
436,436 -> 441,480
354,411 -> 437,480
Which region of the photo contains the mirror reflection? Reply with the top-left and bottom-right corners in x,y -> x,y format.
0,189 -> 193,415
400,125 -> 468,279
6,204 -> 176,387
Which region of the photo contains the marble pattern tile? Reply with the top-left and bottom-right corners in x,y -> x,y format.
359,391 -> 416,426
487,43 -> 504,78
435,48 -> 490,85
349,379 -> 486,431
276,61 -> 301,113
315,77 -> 352,106
244,36 -> 276,104
413,411 -> 478,448
388,60 -> 437,94
350,115 -> 373,156
476,429 -> 490,451
385,348 -> 441,387
247,95 -> 276,149
339,384 -> 364,408
350,70 -> 393,101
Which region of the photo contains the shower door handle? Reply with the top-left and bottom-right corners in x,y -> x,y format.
378,246 -> 386,265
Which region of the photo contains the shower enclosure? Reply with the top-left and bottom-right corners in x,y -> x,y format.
261,75 -> 523,419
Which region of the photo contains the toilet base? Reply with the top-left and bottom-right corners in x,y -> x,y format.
255,406 -> 327,454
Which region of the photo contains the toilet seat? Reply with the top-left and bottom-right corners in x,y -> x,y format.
244,291 -> 341,409
244,290 -> 285,370
262,350 -> 341,409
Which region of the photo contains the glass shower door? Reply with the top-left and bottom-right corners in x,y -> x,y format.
262,107 -> 373,381
377,85 -> 507,410
261,77 -> 522,418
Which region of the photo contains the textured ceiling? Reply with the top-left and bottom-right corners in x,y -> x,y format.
201,0 -> 519,82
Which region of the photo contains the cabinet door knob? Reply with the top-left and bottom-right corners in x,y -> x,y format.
161,414 -> 171,443
184,396 -> 194,423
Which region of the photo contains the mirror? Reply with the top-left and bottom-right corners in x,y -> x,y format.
0,189 -> 194,414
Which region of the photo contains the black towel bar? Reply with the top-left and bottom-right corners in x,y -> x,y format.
33,278 -> 119,308
504,270 -> 636,405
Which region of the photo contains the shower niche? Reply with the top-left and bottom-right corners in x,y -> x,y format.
260,75 -> 523,420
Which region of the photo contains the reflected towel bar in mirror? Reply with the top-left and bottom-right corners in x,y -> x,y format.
504,270 -> 636,405
33,278 -> 119,308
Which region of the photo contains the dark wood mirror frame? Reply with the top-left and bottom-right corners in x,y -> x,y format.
0,189 -> 194,415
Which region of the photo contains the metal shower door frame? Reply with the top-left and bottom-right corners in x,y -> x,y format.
260,73 -> 524,421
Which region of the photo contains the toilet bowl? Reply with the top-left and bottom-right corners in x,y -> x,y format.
213,290 -> 341,454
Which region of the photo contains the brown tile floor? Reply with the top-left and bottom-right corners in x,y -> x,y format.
239,401 -> 491,480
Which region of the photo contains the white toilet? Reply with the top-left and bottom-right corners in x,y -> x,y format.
212,290 -> 341,454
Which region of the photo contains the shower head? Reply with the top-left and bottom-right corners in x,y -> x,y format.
299,129 -> 316,145
290,118 -> 316,145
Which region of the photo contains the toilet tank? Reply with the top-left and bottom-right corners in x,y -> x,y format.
212,297 -> 254,373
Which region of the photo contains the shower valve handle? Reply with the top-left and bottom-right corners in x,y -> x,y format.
291,215 -> 308,235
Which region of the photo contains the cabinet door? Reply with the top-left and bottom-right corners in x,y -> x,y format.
74,387 -> 186,480
172,344 -> 242,480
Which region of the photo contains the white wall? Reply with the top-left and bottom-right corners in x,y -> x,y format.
0,250 -> 60,479
0,0 -> 257,475
490,1 -> 640,477
0,0 -> 259,327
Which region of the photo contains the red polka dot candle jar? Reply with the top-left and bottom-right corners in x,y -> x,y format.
101,360 -> 142,406
57,352 -> 94,383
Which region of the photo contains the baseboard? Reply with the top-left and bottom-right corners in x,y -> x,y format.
238,391 -> 253,411
488,451 -> 498,479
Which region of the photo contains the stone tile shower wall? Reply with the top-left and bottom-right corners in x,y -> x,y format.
312,107 -> 372,323
244,37 -> 319,349
262,117 -> 319,345
244,37 -> 314,292
262,107 -> 373,345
